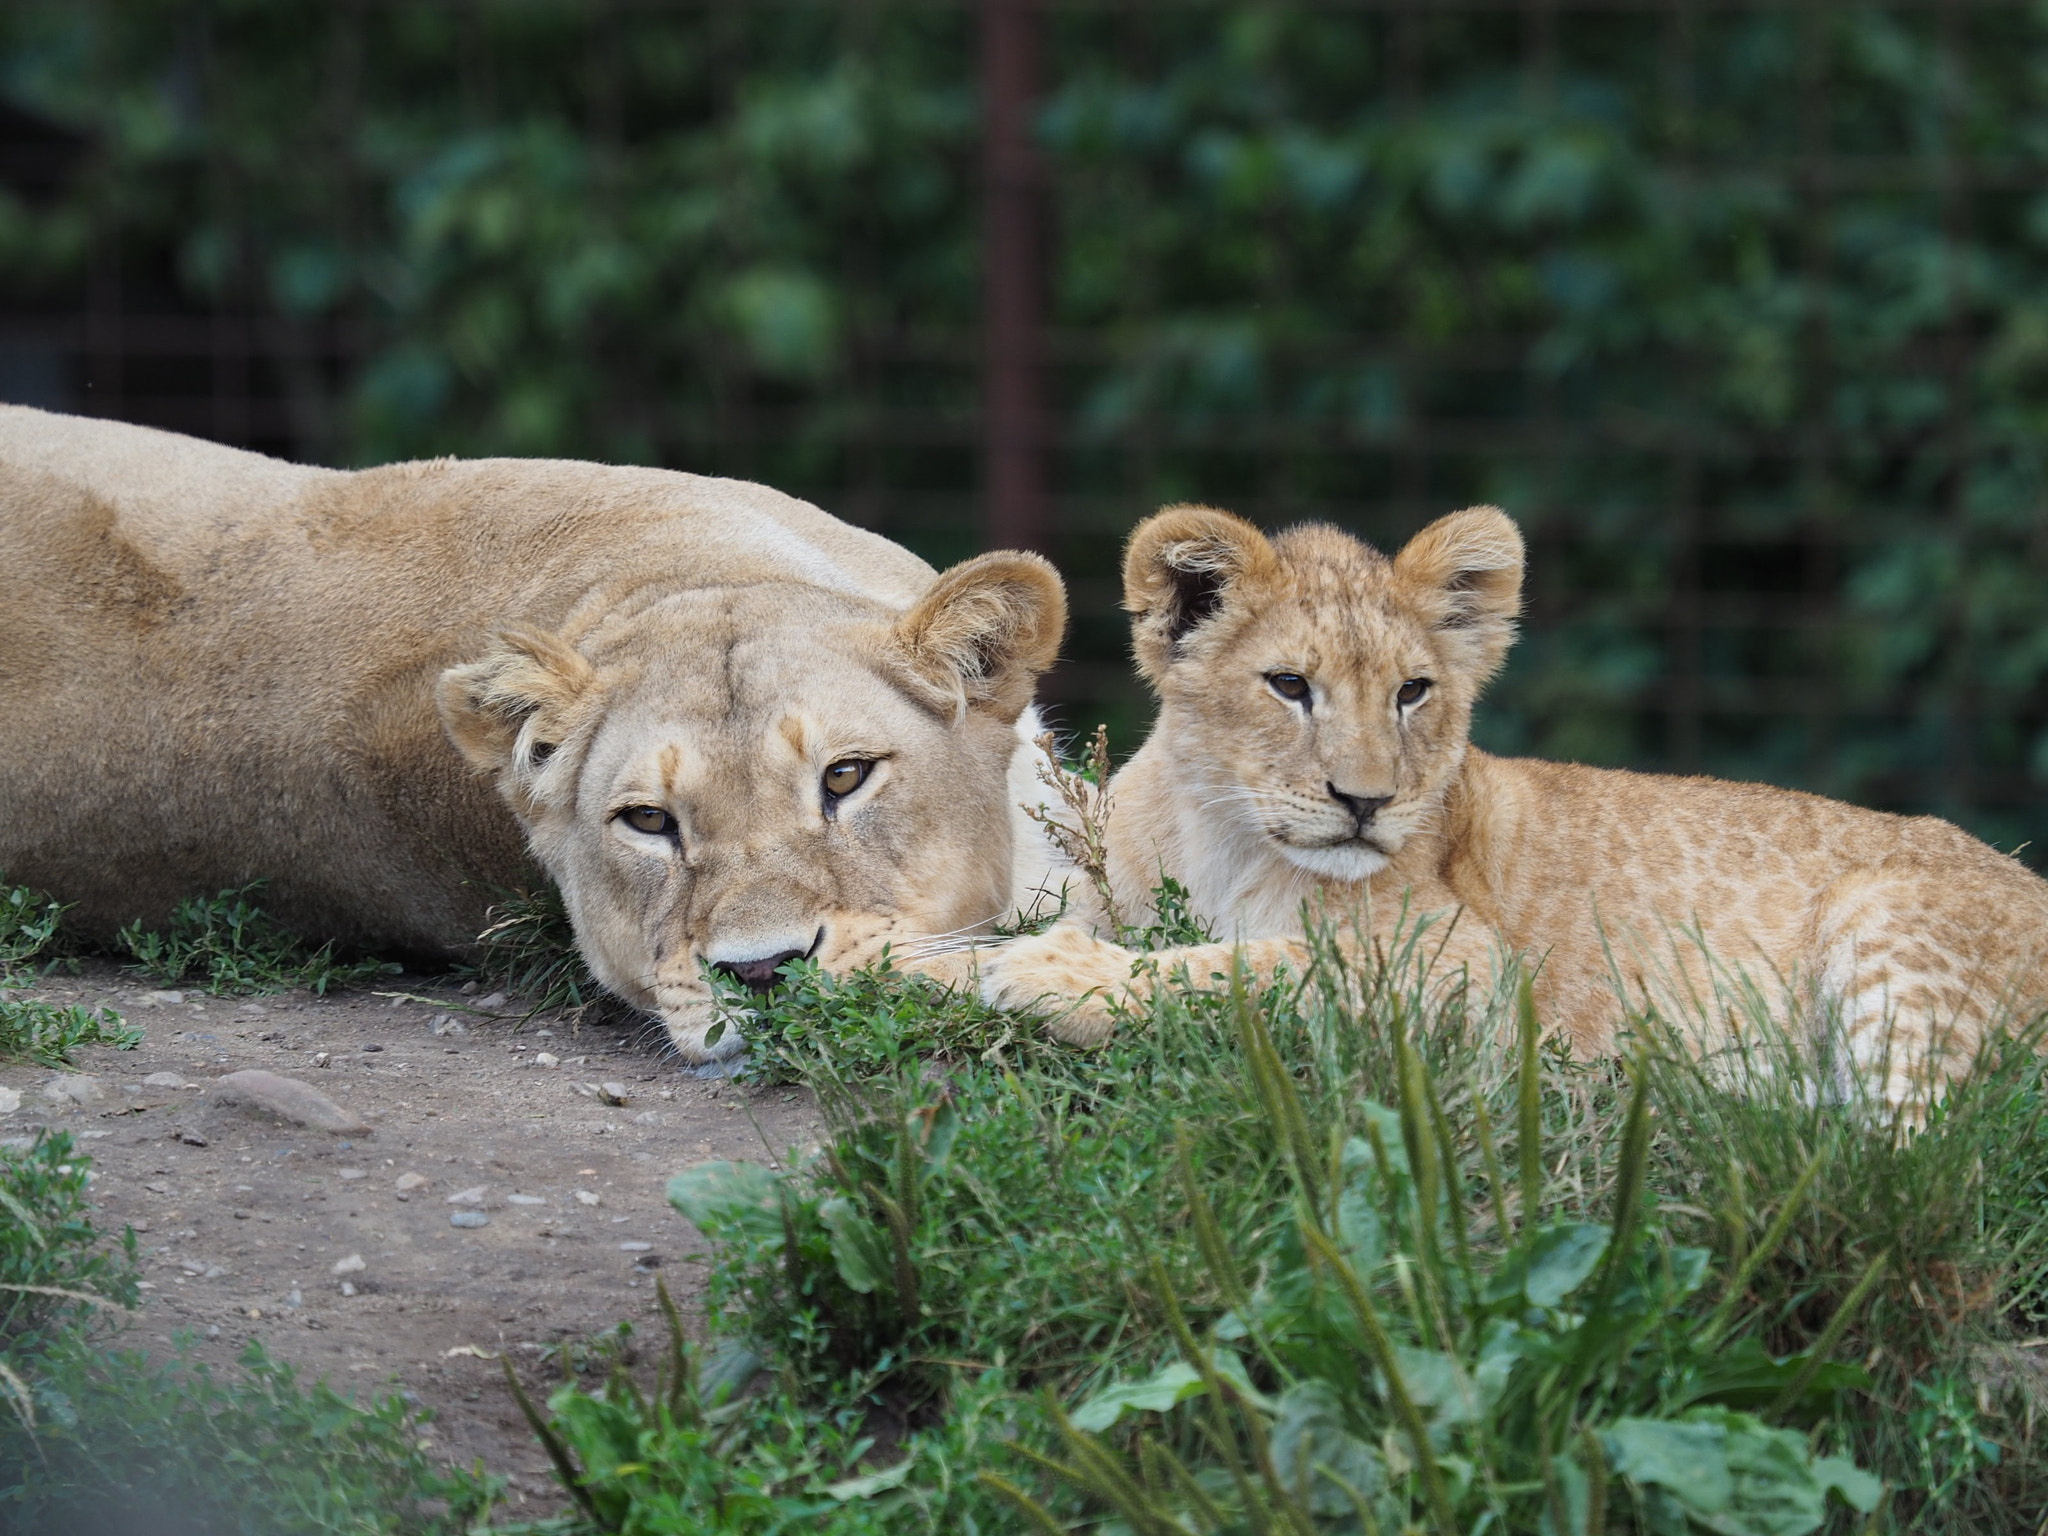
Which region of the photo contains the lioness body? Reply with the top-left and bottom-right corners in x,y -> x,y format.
980,507 -> 2048,1110
1,407 -> 1065,1058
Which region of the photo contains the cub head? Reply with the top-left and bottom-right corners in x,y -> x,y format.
1123,504 -> 1522,881
438,552 -> 1065,1064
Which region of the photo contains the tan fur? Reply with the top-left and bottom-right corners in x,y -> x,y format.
972,505 -> 2048,1114
0,406 -> 1067,1063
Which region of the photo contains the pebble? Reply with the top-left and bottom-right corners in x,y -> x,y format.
360,1043 -> 383,1053
337,1168 -> 367,1181
473,992 -> 509,1011
311,1052 -> 331,1068
395,1172 -> 428,1192
534,1052 -> 560,1068
598,1082 -> 630,1106
331,1253 -> 366,1275
141,990 -> 186,1005
446,1185 -> 487,1206
618,1242 -> 652,1253
142,1072 -> 187,1090
506,1193 -> 546,1206
214,1070 -> 369,1135
459,980 -> 479,996
573,1190 -> 600,1207
449,1210 -> 489,1229
340,1280 -> 358,1297
0,1087 -> 18,1115
429,1014 -> 466,1038
41,1076 -> 104,1106
177,1130 -> 208,1147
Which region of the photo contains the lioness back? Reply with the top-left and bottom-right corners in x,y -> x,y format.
1,406 -> 1067,1063
975,503 -> 2048,1115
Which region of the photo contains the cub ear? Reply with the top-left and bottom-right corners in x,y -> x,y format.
437,626 -> 597,789
891,551 -> 1067,722
1122,504 -> 1280,682
1390,505 -> 1524,675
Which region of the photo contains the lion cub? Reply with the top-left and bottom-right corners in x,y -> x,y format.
973,504 -> 2048,1113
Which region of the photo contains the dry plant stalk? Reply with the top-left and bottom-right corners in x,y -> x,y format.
1024,725 -> 1124,935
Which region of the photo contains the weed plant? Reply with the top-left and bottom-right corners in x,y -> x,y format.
988,986 -> 1885,1535
490,1282 -> 1019,1534
0,986 -> 141,1066
470,883 -> 606,1016
618,910 -> 2048,1534
117,881 -> 399,995
0,880 -> 67,970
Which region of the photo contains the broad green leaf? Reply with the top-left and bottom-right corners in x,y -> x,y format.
666,1160 -> 783,1241
1602,1417 -> 1735,1513
1071,1351 -> 1269,1433
1604,1408 -> 1880,1536
826,1458 -> 915,1500
1268,1380 -> 1386,1517
1810,1456 -> 1883,1513
819,1195 -> 893,1294
1071,1360 -> 1206,1432
1523,1223 -> 1610,1307
697,1341 -> 761,1409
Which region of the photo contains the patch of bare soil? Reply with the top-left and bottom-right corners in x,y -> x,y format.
1,960 -> 820,1518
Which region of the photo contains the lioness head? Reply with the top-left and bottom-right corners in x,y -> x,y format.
437,553 -> 1065,1063
1123,504 -> 1522,881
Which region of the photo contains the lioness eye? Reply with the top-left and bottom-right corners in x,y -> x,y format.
822,759 -> 872,798
1396,678 -> 1431,706
622,806 -> 677,837
1266,672 -> 1311,704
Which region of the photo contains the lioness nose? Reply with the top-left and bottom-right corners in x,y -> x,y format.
712,948 -> 810,994
1327,784 -> 1392,826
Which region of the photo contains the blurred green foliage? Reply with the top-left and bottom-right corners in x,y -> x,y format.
2,2 -> 2046,851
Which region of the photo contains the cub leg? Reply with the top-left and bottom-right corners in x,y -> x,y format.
974,895 -> 1509,1046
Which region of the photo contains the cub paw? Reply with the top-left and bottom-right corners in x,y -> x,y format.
978,926 -> 1142,1047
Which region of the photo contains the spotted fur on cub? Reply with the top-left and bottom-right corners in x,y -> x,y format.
966,504 -> 2048,1116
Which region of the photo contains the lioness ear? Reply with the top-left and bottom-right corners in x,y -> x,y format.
437,626 -> 597,787
1122,504 -> 1280,682
1390,505 -> 1524,676
891,551 -> 1066,722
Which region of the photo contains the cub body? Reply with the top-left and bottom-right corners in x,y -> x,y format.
0,406 -> 1065,1061
978,505 -> 2048,1111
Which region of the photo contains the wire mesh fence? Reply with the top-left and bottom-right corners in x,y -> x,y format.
2,0 -> 2046,858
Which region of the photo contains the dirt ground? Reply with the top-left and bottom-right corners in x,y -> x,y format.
0,959 -> 821,1517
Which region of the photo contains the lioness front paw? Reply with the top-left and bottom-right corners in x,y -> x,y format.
978,926 -> 1144,1047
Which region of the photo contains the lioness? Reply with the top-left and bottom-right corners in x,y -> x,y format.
0,406 -> 1066,1063
967,504 -> 2048,1112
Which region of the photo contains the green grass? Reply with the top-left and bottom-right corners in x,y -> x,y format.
10,864 -> 2046,1532
467,883 -> 607,1017
116,881 -> 401,996
515,911 -> 2048,1536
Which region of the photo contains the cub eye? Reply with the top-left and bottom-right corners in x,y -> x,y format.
622,806 -> 678,837
1266,672 -> 1312,704
1396,678 -> 1432,707
822,758 -> 873,799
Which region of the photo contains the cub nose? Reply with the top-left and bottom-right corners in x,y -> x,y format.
1327,783 -> 1392,827
712,948 -> 809,995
